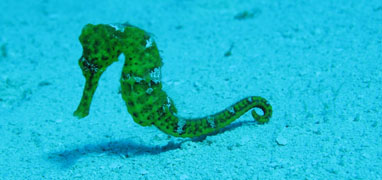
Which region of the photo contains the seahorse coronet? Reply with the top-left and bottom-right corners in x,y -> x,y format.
73,23 -> 273,138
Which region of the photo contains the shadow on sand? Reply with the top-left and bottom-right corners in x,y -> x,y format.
47,120 -> 256,168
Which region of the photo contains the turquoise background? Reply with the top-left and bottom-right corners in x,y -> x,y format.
0,0 -> 381,179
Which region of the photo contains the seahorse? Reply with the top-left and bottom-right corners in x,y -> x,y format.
73,23 -> 272,138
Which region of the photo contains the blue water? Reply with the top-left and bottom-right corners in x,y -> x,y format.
0,0 -> 381,179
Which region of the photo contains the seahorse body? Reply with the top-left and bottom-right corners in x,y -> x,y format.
73,23 -> 272,138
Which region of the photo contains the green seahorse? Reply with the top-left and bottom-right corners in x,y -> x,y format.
73,23 -> 272,138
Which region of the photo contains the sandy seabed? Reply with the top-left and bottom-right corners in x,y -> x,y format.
0,0 -> 381,179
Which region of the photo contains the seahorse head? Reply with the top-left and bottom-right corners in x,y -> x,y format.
77,24 -> 122,76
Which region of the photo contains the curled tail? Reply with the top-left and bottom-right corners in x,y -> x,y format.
152,96 -> 272,138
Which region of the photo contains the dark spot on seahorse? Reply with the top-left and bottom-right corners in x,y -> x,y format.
144,34 -> 150,40
140,40 -> 146,46
202,121 -> 209,129
194,126 -> 199,133
218,116 -> 228,124
234,106 -> 241,112
83,47 -> 90,55
137,95 -> 146,103
148,114 -> 156,120
142,105 -> 152,113
156,109 -> 164,116
83,38 -> 89,44
133,112 -> 138,118
171,121 -> 177,128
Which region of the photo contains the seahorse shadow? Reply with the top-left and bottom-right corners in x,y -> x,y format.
46,139 -> 185,169
46,120 -> 255,168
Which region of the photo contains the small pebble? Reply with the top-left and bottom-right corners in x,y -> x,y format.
140,169 -> 148,175
276,136 -> 288,146
180,175 -> 189,180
